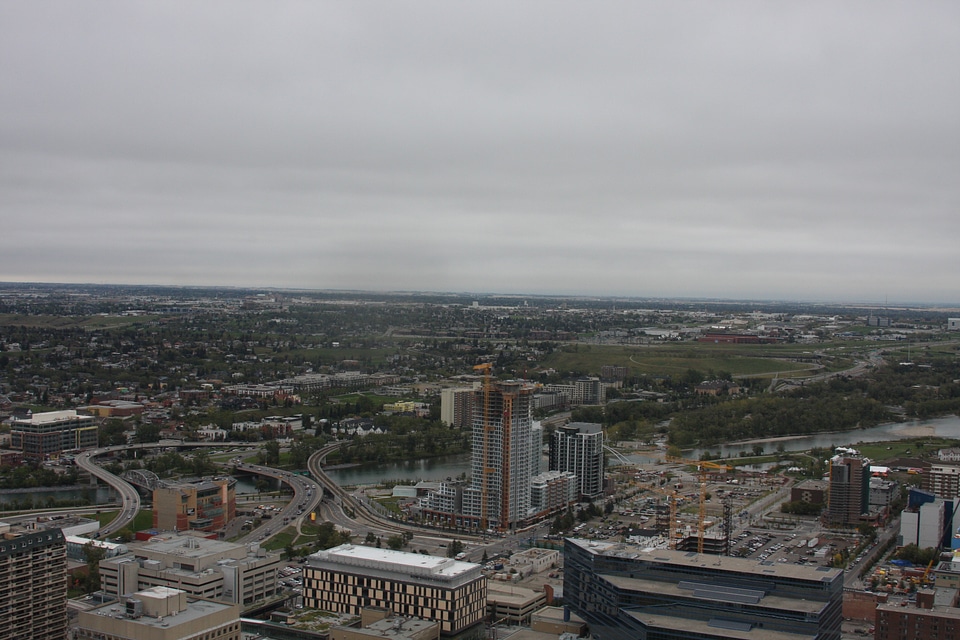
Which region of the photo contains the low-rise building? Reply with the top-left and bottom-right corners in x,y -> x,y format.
153,476 -> 237,532
303,544 -> 486,637
99,532 -> 282,605
75,587 -> 242,640
791,479 -> 827,505
875,588 -> 960,640
509,548 -> 560,575
486,583 -> 546,626
529,471 -> 578,516
331,608 -> 440,640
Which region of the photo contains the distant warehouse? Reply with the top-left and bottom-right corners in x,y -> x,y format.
698,332 -> 778,344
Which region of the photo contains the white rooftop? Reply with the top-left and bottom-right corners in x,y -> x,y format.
137,585 -> 184,600
12,409 -> 88,424
310,544 -> 477,579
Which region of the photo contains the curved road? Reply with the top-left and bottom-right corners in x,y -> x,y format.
75,445 -> 143,537
307,444 -> 485,543
75,441 -> 265,538
232,461 -> 324,544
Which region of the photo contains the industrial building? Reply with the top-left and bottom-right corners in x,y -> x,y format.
564,538 -> 843,640
302,544 -> 487,637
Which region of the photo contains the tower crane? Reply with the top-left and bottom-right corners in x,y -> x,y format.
665,456 -> 734,553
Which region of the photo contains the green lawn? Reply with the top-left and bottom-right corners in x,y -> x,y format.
262,527 -> 297,551
96,508 -> 153,531
0,313 -> 159,329
540,343 -> 829,379
856,439 -> 957,463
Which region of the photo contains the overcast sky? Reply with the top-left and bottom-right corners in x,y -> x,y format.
1,2 -> 958,303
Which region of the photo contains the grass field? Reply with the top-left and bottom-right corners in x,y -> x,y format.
539,343 -> 842,379
0,313 -> 159,329
856,438 -> 957,463
262,527 -> 297,551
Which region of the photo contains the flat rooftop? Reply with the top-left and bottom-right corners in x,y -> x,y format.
85,595 -> 236,630
11,410 -> 90,424
134,533 -> 247,559
567,538 -> 842,583
603,574 -> 826,614
309,544 -> 479,580
627,610 -> 817,640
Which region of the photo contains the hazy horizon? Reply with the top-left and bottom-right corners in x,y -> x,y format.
2,3 -> 958,304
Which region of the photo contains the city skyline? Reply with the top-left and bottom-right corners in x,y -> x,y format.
2,3 -> 958,304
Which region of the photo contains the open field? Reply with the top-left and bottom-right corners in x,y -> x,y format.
856,438 -> 958,463
95,509 -> 153,531
0,313 -> 159,330
540,343 -> 852,379
262,527 -> 296,551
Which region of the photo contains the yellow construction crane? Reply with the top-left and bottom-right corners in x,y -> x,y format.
665,456 -> 734,553
648,485 -> 682,549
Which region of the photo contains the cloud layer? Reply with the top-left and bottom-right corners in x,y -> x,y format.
2,2 -> 958,303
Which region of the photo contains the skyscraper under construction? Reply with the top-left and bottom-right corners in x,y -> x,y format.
461,372 -> 538,532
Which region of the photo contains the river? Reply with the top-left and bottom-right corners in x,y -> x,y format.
325,415 -> 960,484
323,453 -> 471,487
0,485 -> 117,508
684,414 -> 960,459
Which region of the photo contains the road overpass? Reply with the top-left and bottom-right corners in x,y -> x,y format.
74,441 -> 261,537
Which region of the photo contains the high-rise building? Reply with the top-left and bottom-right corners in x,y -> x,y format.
302,544 -> 486,637
825,456 -> 870,526
573,377 -> 605,405
9,409 -> 98,460
75,587 -> 242,640
0,523 -> 67,640
549,422 -> 604,499
462,380 -> 537,531
440,387 -> 476,429
564,538 -> 843,640
927,464 -> 960,499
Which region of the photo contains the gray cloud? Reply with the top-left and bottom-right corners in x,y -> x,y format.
1,2 -> 958,303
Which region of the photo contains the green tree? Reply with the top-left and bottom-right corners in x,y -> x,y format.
135,423 -> 162,444
82,542 -> 107,593
262,440 -> 280,466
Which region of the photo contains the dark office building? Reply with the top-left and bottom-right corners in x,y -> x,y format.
564,538 -> 843,640
825,456 -> 870,526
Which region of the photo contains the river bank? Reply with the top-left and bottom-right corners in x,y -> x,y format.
685,414 -> 960,459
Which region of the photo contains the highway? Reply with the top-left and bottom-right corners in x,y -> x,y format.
74,440 -> 261,537
232,461 -> 324,544
307,443 -> 486,544
74,445 -> 142,537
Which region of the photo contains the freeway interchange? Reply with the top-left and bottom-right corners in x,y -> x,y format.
74,441 -> 323,544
